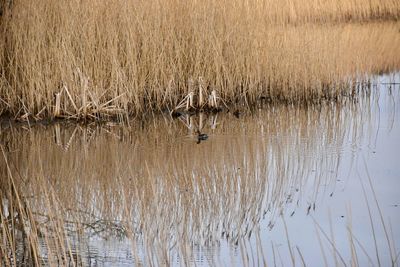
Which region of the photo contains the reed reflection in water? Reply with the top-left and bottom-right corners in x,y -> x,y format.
0,74 -> 399,266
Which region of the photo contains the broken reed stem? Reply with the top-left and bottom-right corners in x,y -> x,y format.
187,92 -> 194,111
54,92 -> 61,118
211,90 -> 217,108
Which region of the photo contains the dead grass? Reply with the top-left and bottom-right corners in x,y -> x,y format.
0,1 -> 399,120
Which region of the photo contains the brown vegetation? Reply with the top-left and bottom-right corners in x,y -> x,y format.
0,1 -> 399,120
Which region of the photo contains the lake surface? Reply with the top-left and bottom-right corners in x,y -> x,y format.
1,73 -> 399,266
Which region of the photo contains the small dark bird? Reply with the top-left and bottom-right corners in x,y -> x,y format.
171,110 -> 183,118
196,130 -> 208,144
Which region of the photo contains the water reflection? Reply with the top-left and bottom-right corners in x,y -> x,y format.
0,73 -> 399,266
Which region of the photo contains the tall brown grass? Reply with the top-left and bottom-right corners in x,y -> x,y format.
0,0 -> 399,119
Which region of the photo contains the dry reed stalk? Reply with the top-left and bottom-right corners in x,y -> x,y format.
282,216 -> 296,266
198,77 -> 204,108
362,159 -> 396,265
345,206 -> 361,267
314,219 -> 348,266
209,90 -> 218,109
54,91 -> 62,118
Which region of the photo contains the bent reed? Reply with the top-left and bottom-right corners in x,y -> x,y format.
0,0 -> 400,120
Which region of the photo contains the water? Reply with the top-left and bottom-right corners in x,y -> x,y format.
0,73 -> 399,266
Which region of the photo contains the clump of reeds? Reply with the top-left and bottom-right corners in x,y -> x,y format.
0,0 -> 399,120
172,77 -> 226,116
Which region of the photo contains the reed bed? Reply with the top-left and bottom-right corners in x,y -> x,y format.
0,91 -> 383,266
0,0 -> 399,120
